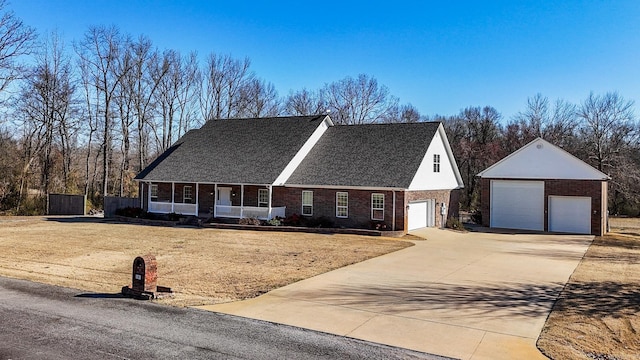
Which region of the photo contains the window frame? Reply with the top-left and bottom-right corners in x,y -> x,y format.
302,190 -> 313,216
183,185 -> 192,203
150,184 -> 158,201
336,192 -> 348,218
433,154 -> 441,173
258,189 -> 269,208
371,193 -> 385,220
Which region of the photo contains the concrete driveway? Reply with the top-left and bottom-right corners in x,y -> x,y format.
200,228 -> 593,360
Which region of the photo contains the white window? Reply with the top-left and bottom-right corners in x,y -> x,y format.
372,193 -> 384,220
183,186 -> 192,203
302,190 -> 313,216
433,154 -> 441,173
336,192 -> 348,218
258,189 -> 268,207
150,184 -> 158,201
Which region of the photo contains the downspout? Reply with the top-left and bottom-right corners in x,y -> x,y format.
195,183 -> 199,217
213,184 -> 218,218
240,184 -> 244,218
267,185 -> 273,220
392,190 -> 396,231
171,182 -> 175,213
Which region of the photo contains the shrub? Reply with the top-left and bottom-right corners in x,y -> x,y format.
115,206 -> 145,218
369,220 -> 389,231
282,213 -> 302,226
266,217 -> 282,226
306,216 -> 334,228
239,217 -> 261,226
470,210 -> 482,224
446,217 -> 464,230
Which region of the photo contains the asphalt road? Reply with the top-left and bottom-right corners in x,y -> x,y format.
0,277 -> 447,360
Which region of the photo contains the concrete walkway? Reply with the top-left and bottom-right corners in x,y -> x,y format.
199,228 -> 593,360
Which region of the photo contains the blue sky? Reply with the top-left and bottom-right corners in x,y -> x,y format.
10,0 -> 640,121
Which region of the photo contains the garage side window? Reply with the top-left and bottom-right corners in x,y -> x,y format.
150,184 -> 158,201
371,193 -> 384,220
433,154 -> 440,173
302,191 -> 313,216
336,192 -> 348,218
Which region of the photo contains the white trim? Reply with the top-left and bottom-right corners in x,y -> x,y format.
285,184 -> 405,191
336,191 -> 348,218
437,124 -> 464,188
171,182 -> 175,213
213,184 -> 218,217
302,190 -> 313,216
273,116 -> 333,186
195,183 -> 199,217
478,137 -> 610,180
258,188 -> 269,207
183,185 -> 193,203
371,193 -> 384,220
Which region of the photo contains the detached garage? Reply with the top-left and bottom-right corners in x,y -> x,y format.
478,138 -> 610,236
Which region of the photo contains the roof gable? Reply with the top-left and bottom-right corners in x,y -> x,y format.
408,124 -> 464,190
477,138 -> 610,180
285,122 -> 443,189
135,115 -> 329,184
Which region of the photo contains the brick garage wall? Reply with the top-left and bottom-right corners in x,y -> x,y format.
480,178 -> 606,235
274,187 -> 406,231
545,179 -> 605,236
405,189 -> 461,228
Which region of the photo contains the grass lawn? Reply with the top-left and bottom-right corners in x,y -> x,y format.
537,217 -> 640,360
0,216 -> 412,306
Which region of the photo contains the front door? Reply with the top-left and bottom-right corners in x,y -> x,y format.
217,187 -> 232,206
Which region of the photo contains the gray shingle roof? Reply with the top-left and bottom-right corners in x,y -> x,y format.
135,115 -> 327,184
285,122 -> 441,188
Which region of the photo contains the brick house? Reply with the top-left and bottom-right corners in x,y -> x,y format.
135,115 -> 464,232
477,138 -> 609,235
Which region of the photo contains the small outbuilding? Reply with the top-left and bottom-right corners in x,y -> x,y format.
477,138 -> 610,235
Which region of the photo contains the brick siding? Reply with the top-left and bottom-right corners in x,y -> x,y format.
480,178 -> 607,235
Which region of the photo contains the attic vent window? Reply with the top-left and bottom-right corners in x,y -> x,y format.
433,154 -> 441,173
537,144 -> 543,149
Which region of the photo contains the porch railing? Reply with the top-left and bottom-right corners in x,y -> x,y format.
216,205 -> 285,220
149,201 -> 197,216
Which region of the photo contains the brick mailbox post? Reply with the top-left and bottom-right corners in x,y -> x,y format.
122,254 -> 171,300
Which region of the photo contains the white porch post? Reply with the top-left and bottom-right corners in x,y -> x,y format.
213,183 -> 218,218
240,184 -> 244,218
147,182 -> 151,211
267,185 -> 273,219
195,183 -> 199,217
171,182 -> 175,213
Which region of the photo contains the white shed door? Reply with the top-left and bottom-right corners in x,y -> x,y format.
549,196 -> 591,234
408,200 -> 435,230
491,180 -> 544,231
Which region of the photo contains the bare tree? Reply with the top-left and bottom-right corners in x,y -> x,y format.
322,74 -> 398,125
14,31 -> 77,211
577,92 -> 636,172
284,88 -> 326,116
153,50 -> 198,155
75,25 -> 133,199
509,93 -> 578,151
200,53 -> 253,120
0,0 -> 36,103
382,103 -> 422,123
237,78 -> 281,118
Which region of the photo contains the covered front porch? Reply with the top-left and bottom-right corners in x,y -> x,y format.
145,182 -> 285,220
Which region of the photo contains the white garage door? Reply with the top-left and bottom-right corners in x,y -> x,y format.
408,200 -> 435,230
491,180 -> 544,231
549,196 -> 591,234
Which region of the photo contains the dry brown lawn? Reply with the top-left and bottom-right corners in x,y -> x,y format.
0,216 -> 411,307
537,217 -> 640,360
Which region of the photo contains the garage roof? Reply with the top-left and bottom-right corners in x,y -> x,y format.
477,138 -> 610,180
